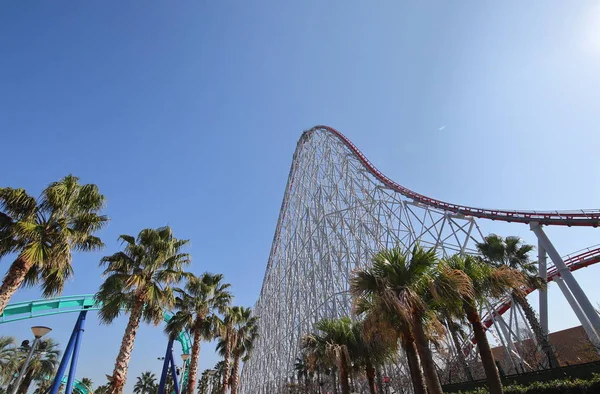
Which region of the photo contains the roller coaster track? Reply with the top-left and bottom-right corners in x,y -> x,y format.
310,125 -> 600,227
480,245 -> 600,334
311,125 -> 600,346
241,126 -> 600,393
0,295 -> 192,392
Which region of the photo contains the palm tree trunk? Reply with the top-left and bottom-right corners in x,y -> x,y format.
402,334 -> 426,394
332,367 -> 338,394
365,360 -> 376,394
109,298 -> 145,394
447,319 -> 474,381
412,319 -> 443,394
512,292 -> 559,368
0,256 -> 32,315
186,327 -> 202,394
221,327 -> 232,394
464,302 -> 503,394
230,355 -> 241,394
338,357 -> 350,394
375,367 -> 383,394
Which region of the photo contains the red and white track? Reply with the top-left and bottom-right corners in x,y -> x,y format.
309,125 -> 600,227
309,125 -> 600,341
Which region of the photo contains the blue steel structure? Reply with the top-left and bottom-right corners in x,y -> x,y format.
0,295 -> 192,394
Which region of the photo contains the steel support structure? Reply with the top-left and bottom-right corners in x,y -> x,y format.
538,242 -> 548,335
240,128 -> 484,393
530,223 -> 600,335
240,126 -> 600,393
158,338 -> 181,394
553,276 -> 600,349
50,310 -> 88,394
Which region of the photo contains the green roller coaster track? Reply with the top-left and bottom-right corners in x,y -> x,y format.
0,294 -> 192,394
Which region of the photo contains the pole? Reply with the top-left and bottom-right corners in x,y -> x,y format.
158,338 -> 175,394
50,312 -> 84,394
10,337 -> 40,394
530,222 -> 600,334
538,241 -> 548,335
65,311 -> 87,394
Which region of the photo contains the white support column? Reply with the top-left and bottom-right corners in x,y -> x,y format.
538,240 -> 548,335
530,222 -> 600,335
486,302 -> 519,372
554,276 -> 600,350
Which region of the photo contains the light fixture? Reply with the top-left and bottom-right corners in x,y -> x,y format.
10,326 -> 53,394
31,326 -> 52,338
181,353 -> 190,362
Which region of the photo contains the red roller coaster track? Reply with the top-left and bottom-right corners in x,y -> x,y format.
309,125 -> 600,227
480,245 -> 600,334
308,125 -> 600,348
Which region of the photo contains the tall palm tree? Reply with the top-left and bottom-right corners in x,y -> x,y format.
224,308 -> 258,394
166,273 -> 231,394
95,226 -> 190,394
477,234 -> 559,369
0,175 -> 108,313
218,306 -> 250,394
444,254 -> 528,394
11,338 -> 60,394
134,371 -> 157,394
353,291 -> 425,394
351,245 -> 471,394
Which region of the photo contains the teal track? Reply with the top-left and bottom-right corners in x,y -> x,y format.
0,294 -> 192,393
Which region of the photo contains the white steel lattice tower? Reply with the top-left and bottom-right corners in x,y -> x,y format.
240,126 -> 484,393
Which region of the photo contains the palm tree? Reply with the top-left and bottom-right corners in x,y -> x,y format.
165,273 -> 231,394
95,226 -> 190,394
314,317 -> 355,394
0,175 -> 108,313
211,361 -> 228,394
293,356 -> 311,389
197,370 -> 211,394
351,245 -> 471,394
0,336 -> 16,386
444,254 -> 528,394
134,371 -> 157,394
353,291 -> 425,394
79,378 -> 94,394
477,234 -> 559,369
352,319 -> 396,394
34,379 -> 53,394
224,308 -> 258,394
11,338 -> 60,394
94,385 -> 109,394
218,306 -> 251,394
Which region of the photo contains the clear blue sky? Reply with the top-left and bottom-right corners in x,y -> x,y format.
2,1 -> 600,392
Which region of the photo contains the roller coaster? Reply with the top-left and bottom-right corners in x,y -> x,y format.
0,295 -> 191,394
240,126 -> 600,393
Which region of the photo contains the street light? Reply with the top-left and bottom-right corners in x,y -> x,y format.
181,354 -> 190,362
10,326 -> 52,394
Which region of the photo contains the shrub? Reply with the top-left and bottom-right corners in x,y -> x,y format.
454,374 -> 600,394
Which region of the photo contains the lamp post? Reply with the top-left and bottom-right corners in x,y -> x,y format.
11,326 -> 52,394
